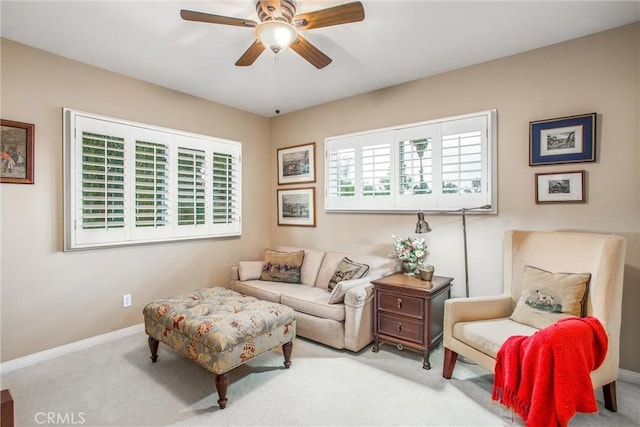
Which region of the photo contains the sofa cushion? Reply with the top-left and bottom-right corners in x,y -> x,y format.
232,280 -> 314,303
328,258 -> 370,292
275,246 -> 326,287
281,287 -> 346,322
454,318 -> 539,358
510,265 -> 590,330
238,261 -> 264,281
260,249 -> 304,284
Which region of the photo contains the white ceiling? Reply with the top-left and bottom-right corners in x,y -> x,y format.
2,1 -> 639,117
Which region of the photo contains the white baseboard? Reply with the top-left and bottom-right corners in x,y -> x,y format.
619,368 -> 640,385
0,323 -> 144,374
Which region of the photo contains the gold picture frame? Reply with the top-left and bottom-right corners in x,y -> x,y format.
277,142 -> 315,185
1,119 -> 35,184
277,187 -> 316,227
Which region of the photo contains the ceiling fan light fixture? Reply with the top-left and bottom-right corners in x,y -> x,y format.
255,21 -> 297,54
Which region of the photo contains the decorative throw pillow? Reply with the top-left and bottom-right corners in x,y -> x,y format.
510,265 -> 591,330
327,257 -> 370,292
238,261 -> 264,281
260,249 -> 305,284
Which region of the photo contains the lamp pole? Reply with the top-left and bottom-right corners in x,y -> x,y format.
415,204 -> 491,297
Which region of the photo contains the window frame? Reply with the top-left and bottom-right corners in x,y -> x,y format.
324,110 -> 497,213
63,108 -> 242,251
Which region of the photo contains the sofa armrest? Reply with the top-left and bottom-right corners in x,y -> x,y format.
231,266 -> 239,281
343,280 -> 373,308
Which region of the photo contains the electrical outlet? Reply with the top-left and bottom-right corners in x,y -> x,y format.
122,294 -> 132,308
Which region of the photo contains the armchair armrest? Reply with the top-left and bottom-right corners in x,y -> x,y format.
444,295 -> 513,326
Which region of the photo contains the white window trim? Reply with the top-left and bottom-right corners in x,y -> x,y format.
324,110 -> 497,213
63,108 -> 242,250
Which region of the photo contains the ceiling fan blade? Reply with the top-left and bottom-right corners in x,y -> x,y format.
289,35 -> 332,69
293,1 -> 364,30
180,9 -> 258,28
235,40 -> 266,66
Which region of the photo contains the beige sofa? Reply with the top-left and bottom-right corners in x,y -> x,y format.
231,246 -> 398,352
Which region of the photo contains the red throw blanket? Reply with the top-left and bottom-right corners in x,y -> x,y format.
492,316 -> 608,427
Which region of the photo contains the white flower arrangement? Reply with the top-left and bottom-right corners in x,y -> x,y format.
390,235 -> 427,263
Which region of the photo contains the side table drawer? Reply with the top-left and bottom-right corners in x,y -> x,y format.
377,313 -> 424,345
377,291 -> 424,319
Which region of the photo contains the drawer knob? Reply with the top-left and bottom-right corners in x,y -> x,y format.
397,298 -> 402,309
397,322 -> 402,332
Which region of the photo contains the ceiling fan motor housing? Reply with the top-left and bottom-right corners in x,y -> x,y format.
257,0 -> 297,23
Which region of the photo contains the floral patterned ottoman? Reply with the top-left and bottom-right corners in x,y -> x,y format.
143,287 -> 296,409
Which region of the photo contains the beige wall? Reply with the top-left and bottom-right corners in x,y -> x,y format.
1,23 -> 638,372
269,24 -> 639,372
0,39 -> 271,362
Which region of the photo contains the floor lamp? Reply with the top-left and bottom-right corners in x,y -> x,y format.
414,204 -> 491,298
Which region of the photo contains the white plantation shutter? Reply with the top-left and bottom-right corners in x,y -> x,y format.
212,150 -> 241,226
64,109 -> 242,250
177,147 -> 206,226
135,140 -> 169,229
362,143 -> 391,197
81,131 -> 126,230
325,111 -> 496,212
328,147 -> 356,198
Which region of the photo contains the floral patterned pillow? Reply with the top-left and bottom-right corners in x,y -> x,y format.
260,249 -> 305,284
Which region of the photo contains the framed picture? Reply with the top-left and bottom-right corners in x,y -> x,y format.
277,142 -> 315,185
535,170 -> 586,204
277,187 -> 316,227
529,113 -> 596,166
1,119 -> 34,184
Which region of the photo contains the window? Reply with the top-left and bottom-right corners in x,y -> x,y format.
325,110 -> 496,212
64,109 -> 241,250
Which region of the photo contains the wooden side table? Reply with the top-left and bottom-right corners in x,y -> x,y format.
372,274 -> 453,370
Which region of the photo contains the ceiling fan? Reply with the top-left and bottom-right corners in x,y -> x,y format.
180,0 -> 365,69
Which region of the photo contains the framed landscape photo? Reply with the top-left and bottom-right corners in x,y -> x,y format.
277,187 -> 316,227
1,119 -> 34,184
277,142 -> 315,185
535,170 -> 585,204
529,113 -> 596,166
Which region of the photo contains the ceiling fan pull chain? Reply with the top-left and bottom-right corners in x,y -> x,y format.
274,54 -> 281,115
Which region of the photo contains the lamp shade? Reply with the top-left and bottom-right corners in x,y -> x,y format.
415,211 -> 432,234
256,21 -> 297,54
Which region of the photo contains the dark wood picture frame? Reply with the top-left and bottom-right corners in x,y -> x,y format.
277,142 -> 316,185
277,187 -> 316,227
535,170 -> 586,204
1,119 -> 35,184
529,113 -> 596,166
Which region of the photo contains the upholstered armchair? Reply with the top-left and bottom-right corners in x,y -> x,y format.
442,230 -> 626,411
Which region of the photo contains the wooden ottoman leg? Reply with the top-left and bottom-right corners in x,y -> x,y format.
282,341 -> 293,369
215,373 -> 229,409
148,336 -> 159,362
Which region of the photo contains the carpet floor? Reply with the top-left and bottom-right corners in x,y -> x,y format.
1,331 -> 638,426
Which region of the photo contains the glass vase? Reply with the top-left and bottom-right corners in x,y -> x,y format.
402,261 -> 418,276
